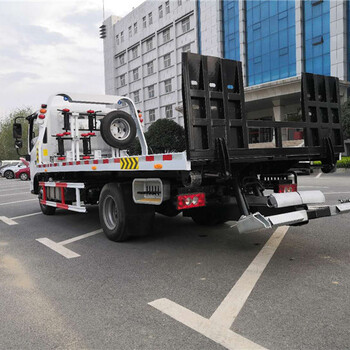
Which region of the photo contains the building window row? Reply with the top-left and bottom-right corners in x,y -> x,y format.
117,0 -> 174,45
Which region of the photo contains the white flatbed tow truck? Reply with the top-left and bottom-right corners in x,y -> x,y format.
12,53 -> 350,242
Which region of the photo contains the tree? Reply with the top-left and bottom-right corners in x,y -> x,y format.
341,99 -> 350,140
0,108 -> 32,160
145,118 -> 186,154
128,118 -> 186,155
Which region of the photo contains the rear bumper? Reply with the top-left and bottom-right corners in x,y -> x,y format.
232,203 -> 350,234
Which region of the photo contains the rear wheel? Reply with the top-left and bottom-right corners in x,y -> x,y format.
99,183 -> 154,242
4,170 -> 14,179
20,172 -> 29,181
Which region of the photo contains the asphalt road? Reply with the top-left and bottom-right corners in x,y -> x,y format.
0,172 -> 349,350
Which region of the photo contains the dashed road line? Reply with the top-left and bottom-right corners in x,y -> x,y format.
0,216 -> 18,225
0,212 -> 42,226
149,226 -> 289,350
36,229 -> 103,259
0,199 -> 36,206
11,212 -> 42,220
324,191 -> 350,195
316,173 -> 322,179
0,192 -> 32,197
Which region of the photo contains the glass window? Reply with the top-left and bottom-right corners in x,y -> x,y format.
149,109 -> 155,122
182,44 -> 191,52
146,38 -> 153,52
147,61 -> 154,75
116,34 -> 119,45
133,90 -> 140,103
120,31 -> 124,43
165,105 -> 173,118
148,12 -> 153,25
165,1 -> 170,14
164,79 -> 172,93
164,53 -> 171,68
304,0 -> 330,75
131,46 -> 138,59
182,17 -> 190,33
178,0 -> 182,6
128,26 -> 132,38
119,54 -> 125,65
159,5 -> 163,19
120,74 -> 126,87
163,28 -> 170,43
148,85 -> 155,98
132,68 -> 139,81
134,22 -> 137,34
143,16 -> 146,28
223,0 -> 240,61
244,0 -> 296,85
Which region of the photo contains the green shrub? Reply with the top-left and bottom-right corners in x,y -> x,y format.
312,156 -> 350,168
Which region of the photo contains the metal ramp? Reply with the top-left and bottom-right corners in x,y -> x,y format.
181,52 -> 344,165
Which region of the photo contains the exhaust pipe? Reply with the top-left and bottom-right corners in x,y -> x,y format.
267,191 -> 325,209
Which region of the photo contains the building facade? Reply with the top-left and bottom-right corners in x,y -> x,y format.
102,0 -> 350,138
102,0 -> 198,129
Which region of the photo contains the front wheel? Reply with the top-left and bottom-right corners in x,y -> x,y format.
4,170 -> 14,179
40,202 -> 56,215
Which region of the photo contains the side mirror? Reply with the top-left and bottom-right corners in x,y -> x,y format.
15,140 -> 23,149
13,123 -> 22,139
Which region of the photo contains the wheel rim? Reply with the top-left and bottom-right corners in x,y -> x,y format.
21,173 -> 27,180
110,118 -> 131,141
103,195 -> 118,230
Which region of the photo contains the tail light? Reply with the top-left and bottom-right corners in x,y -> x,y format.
38,114 -> 45,119
278,184 -> 297,193
177,193 -> 205,210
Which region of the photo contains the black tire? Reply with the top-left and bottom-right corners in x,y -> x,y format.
4,170 -> 14,179
100,110 -> 137,148
40,202 -> 56,215
191,207 -> 227,226
99,183 -> 154,242
20,172 -> 29,181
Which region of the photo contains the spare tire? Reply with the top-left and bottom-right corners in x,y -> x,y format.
100,110 -> 137,148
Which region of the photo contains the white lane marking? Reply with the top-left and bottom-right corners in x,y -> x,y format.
0,216 -> 18,225
58,229 -> 103,245
36,238 -> 80,259
0,187 -> 30,193
36,229 -> 102,259
149,226 -> 289,350
0,192 -> 32,197
0,212 -> 42,226
0,199 -> 36,206
210,226 -> 289,328
149,299 -> 267,350
316,173 -> 322,179
298,185 -> 328,188
11,212 -> 42,220
324,191 -> 350,195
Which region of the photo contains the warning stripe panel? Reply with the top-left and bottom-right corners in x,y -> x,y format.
120,157 -> 139,170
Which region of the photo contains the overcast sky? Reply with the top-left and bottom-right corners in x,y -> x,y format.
0,0 -> 145,120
